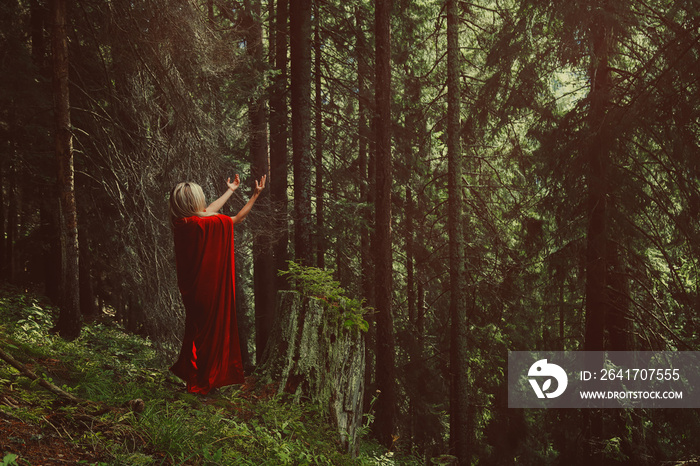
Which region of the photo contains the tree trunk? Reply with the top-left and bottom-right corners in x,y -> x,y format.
33,0 -> 58,301
403,69 -> 420,326
356,8 -> 373,305
0,159 -> 6,282
30,0 -> 46,69
584,1 -> 614,354
244,0 -> 276,363
0,345 -> 80,403
406,186 -> 415,324
290,0 -> 313,266
583,2 -> 614,459
314,6 -> 325,270
405,185 -> 418,448
79,229 -> 96,317
2,163 -> 18,284
258,291 -> 365,456
51,0 -> 81,340
269,0 -> 289,291
40,176 -> 61,303
373,0 -> 396,448
235,246 -> 254,370
355,5 -> 377,417
5,117 -> 19,284
446,0 -> 471,462
607,240 -> 630,352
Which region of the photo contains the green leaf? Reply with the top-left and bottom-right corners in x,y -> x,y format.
2,453 -> 19,466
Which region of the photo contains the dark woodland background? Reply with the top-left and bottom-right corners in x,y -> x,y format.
1,0 -> 699,464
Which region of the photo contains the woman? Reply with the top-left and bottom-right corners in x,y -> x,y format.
169,174 -> 266,395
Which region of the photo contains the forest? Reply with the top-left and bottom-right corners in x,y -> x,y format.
1,0 -> 699,464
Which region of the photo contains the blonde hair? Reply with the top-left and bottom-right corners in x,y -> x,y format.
170,182 -> 214,220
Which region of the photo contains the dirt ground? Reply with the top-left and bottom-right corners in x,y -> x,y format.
0,375 -> 275,465
0,405 -> 102,465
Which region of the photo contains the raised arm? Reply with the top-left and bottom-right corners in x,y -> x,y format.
231,175 -> 266,225
205,175 -> 241,213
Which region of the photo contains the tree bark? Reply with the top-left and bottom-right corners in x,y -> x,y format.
235,246 -> 254,370
373,0 -> 396,448
607,240 -> 630,352
0,159 -> 6,282
356,7 -> 373,306
79,229 -> 96,317
30,0 -> 47,70
33,0 -> 59,302
406,186 -> 415,324
584,1 -> 614,354
0,345 -> 80,403
355,5 -> 377,418
314,6 -> 325,269
2,163 -> 17,284
290,0 -> 313,266
583,2 -> 614,458
403,70 -> 420,326
51,0 -> 81,340
446,0 -> 471,462
269,0 -> 289,291
258,291 -> 365,456
5,123 -> 19,284
244,0 -> 276,363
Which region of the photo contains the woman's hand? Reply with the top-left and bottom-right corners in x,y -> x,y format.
231,175 -> 267,225
254,175 -> 267,196
227,175 -> 241,192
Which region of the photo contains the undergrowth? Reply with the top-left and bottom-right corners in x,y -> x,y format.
280,261 -> 370,333
0,286 -> 418,465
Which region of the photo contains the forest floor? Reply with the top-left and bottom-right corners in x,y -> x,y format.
0,373 -> 273,465
0,371 -> 267,465
0,286 -> 402,466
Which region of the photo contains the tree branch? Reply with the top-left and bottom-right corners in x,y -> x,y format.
0,344 -> 81,403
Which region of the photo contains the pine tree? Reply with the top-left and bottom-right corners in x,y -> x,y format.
270,0 -> 290,291
373,0 -> 396,448
446,1 -> 471,461
290,0 -> 313,266
51,0 -> 81,340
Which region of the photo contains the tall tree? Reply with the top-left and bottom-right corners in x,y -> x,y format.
290,0 -> 313,265
244,0 -> 275,361
314,3 -> 325,269
50,0 -> 81,339
583,0 -> 614,354
446,0 -> 470,461
355,3 -> 377,418
373,0 -> 396,447
33,0 -> 61,303
582,2 -> 622,459
356,3 -> 373,305
269,0 -> 289,290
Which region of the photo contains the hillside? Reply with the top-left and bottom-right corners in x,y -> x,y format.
0,286 -> 410,465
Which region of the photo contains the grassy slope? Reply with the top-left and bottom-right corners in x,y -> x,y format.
0,286 -> 405,466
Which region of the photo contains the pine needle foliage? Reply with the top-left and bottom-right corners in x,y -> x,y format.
279,261 -> 370,333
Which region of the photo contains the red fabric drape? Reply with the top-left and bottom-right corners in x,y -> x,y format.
170,214 -> 244,394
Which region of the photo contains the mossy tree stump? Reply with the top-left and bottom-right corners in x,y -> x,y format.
257,291 -> 365,456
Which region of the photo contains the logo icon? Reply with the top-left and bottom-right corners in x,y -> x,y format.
528,359 -> 568,399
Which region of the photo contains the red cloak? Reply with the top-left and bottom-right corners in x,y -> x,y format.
170,214 -> 244,394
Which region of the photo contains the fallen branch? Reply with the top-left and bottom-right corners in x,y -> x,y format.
0,343 -> 80,403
